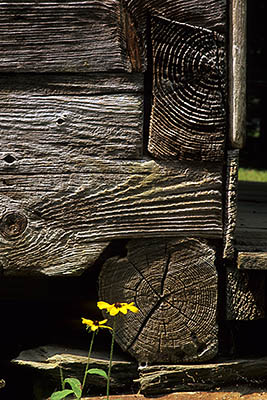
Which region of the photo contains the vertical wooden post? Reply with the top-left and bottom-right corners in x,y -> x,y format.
229,0 -> 247,148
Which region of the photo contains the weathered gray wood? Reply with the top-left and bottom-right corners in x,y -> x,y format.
0,73 -> 144,95
238,252 -> 267,270
226,268 -> 265,320
223,150 -> 239,259
0,1 -> 137,73
11,345 -> 138,398
148,15 -> 226,162
229,0 -> 247,149
138,357 -> 267,395
99,238 -> 218,363
236,181 -> 267,251
0,74 -> 144,161
0,160 -> 223,277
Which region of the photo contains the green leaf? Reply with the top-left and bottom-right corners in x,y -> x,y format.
87,368 -> 108,380
64,377 -> 82,398
50,389 -> 74,400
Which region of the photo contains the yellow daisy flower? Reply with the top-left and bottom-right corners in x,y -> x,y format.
81,318 -> 112,331
97,301 -> 139,316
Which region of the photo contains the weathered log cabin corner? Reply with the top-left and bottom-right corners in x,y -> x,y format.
1,0 -> 267,398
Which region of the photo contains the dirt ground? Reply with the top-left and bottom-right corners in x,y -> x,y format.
85,390 -> 267,400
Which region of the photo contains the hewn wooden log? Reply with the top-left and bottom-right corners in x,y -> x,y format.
223,150 -> 239,259
11,345 -> 138,398
0,74 -> 144,161
148,15 -> 226,162
226,268 -> 265,320
138,357 -> 267,395
0,160 -> 223,276
0,1 -> 139,73
238,252 -> 267,270
236,181 -> 267,252
99,238 -> 218,363
229,0 -> 247,149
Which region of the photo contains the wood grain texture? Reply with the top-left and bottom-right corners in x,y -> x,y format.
148,15 -> 226,162
223,150 -> 239,259
138,357 -> 267,395
236,181 -> 267,251
0,74 -> 144,161
226,268 -> 265,320
99,238 -> 218,363
0,160 -> 222,276
238,252 -> 267,270
125,0 -> 226,32
124,0 -> 226,66
229,0 -> 247,148
0,1 -> 134,73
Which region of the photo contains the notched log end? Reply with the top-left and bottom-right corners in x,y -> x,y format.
99,238 -> 218,364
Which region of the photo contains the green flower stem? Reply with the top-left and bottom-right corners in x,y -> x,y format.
107,317 -> 116,400
59,366 -> 64,390
82,330 -> 96,391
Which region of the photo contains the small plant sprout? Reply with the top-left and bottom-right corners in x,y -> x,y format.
50,301 -> 138,400
97,301 -> 139,400
50,318 -> 111,400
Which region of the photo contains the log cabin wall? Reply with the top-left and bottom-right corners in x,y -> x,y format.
0,0 -> 267,398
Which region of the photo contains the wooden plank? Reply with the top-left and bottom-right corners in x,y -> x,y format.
0,161 -> 223,276
0,74 -> 144,161
12,346 -> 138,398
99,238 -> 218,363
148,15 -> 226,162
138,357 -> 267,395
229,0 -> 247,148
223,150 -> 239,259
238,252 -> 267,270
226,268 -> 265,320
0,1 -> 136,73
235,181 -> 267,251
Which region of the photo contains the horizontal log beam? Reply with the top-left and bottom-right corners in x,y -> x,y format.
0,1 -> 142,73
0,160 -> 223,276
0,74 -> 144,162
138,357 -> 267,395
236,181 -> 267,252
238,252 -> 267,270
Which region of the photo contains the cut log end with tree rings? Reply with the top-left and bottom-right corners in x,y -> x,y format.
98,238 -> 218,363
148,15 -> 226,162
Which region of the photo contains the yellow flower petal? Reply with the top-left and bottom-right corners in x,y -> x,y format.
97,301 -> 113,311
81,318 -> 93,326
127,303 -> 139,313
98,319 -> 108,325
119,305 -> 128,314
109,307 -> 120,316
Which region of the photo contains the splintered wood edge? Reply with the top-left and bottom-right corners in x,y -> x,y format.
229,0 -> 246,149
238,252 -> 267,270
223,150 -> 239,259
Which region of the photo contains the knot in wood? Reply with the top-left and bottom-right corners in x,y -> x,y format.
0,212 -> 27,240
